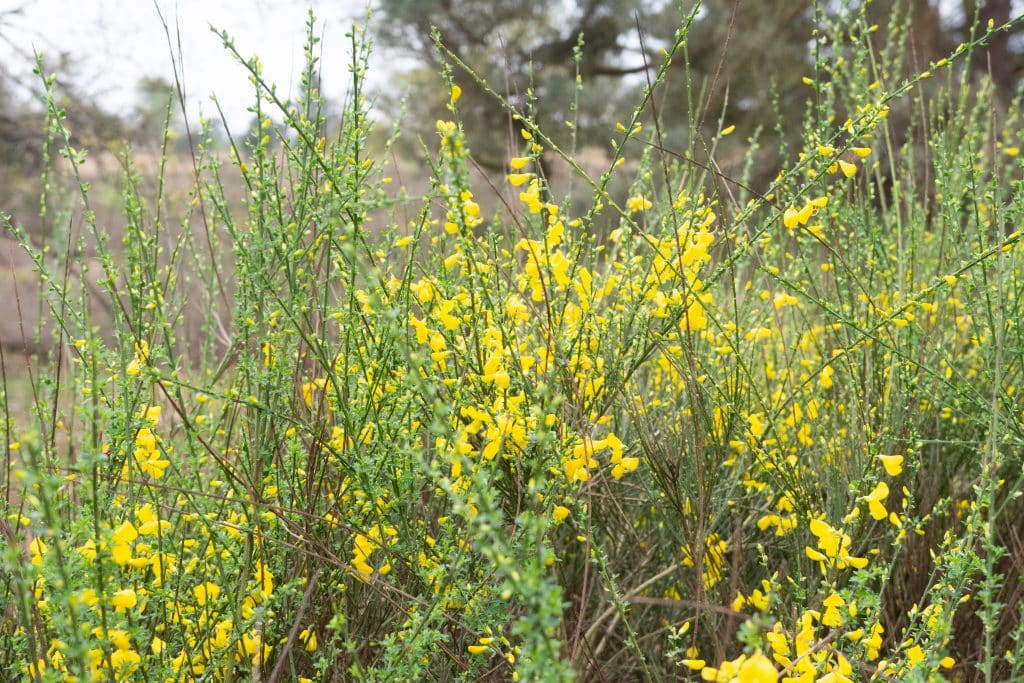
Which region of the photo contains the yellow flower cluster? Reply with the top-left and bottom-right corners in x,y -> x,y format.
130,405 -> 170,480
16,486 -> 282,681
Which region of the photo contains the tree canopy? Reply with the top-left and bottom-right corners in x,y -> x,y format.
373,0 -> 1022,181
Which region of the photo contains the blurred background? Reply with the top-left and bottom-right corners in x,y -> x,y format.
1,0 -> 1022,360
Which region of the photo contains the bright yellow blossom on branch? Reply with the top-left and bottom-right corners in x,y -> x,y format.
627,195 -> 653,213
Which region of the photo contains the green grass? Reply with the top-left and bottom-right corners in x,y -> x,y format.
2,6 -> 1024,682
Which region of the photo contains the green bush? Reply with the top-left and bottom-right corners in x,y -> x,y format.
2,6 -> 1023,682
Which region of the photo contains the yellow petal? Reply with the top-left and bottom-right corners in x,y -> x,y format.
877,454 -> 904,477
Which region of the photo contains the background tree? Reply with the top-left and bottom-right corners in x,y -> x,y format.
372,0 -> 1022,188
374,0 -> 660,170
369,0 -> 842,199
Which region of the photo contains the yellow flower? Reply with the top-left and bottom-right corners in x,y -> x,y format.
862,481 -> 889,521
141,405 -> 161,426
878,454 -> 904,477
24,659 -> 46,679
79,588 -> 99,607
783,202 -> 814,228
300,627 -> 318,652
821,592 -> 845,627
819,365 -> 834,390
611,457 -> 639,480
139,458 -> 170,479
806,517 -> 868,570
112,521 -> 138,546
194,581 -> 221,606
110,648 -> 141,674
864,623 -> 884,659
29,537 -> 47,566
838,159 -> 858,178
737,651 -> 777,682
773,292 -> 798,309
626,195 -> 653,213
519,179 -> 544,213
906,644 -> 926,667
552,505 -> 570,522
78,539 -> 99,561
110,589 -> 137,611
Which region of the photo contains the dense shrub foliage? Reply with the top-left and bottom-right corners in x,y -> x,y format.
3,6 -> 1024,682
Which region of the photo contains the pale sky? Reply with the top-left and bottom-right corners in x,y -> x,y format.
3,0 -> 1020,134
0,0 -> 395,131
